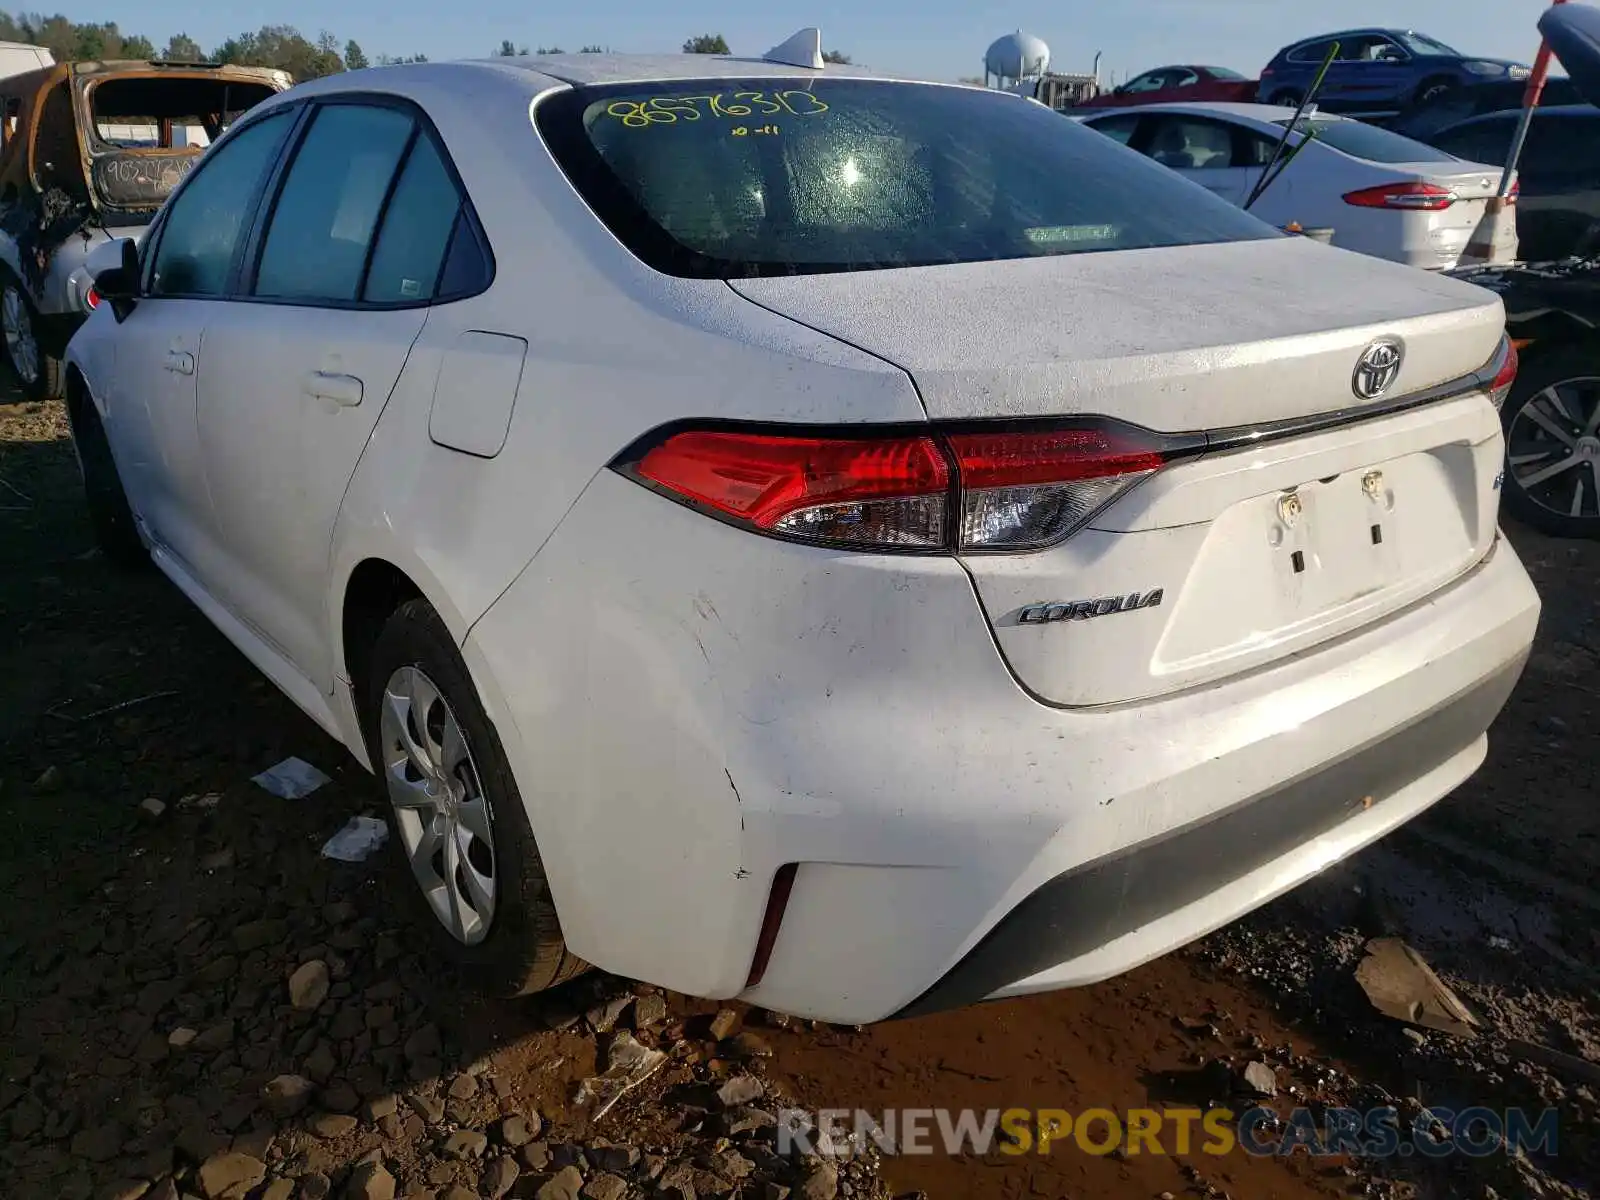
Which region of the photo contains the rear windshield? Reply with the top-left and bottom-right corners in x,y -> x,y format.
1275,117 -> 1458,164
88,76 -> 278,149
1206,67 -> 1247,80
536,78 -> 1279,278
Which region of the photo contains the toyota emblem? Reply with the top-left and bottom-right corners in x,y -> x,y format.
1353,338 -> 1404,400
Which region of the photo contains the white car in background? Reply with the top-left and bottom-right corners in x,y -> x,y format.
1080,101 -> 1517,270
64,36 -> 1538,1024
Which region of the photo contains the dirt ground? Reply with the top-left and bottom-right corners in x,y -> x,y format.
2,389 -> 1598,1200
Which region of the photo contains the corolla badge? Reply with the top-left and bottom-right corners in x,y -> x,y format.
1017,590 -> 1164,624
1352,338 -> 1404,401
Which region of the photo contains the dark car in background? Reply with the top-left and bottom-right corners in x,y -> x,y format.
1388,76 -> 1583,141
1429,105 -> 1600,262
1074,64 -> 1256,109
1258,29 -> 1529,116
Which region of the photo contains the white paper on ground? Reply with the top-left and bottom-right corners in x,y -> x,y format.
321,816 -> 389,863
252,757 -> 332,799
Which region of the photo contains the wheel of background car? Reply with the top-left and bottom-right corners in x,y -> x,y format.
1269,89 -> 1305,108
67,384 -> 147,569
365,597 -> 588,996
1416,77 -> 1458,106
1500,343 -> 1600,540
0,277 -> 62,400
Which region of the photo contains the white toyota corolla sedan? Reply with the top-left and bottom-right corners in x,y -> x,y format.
64,33 -> 1539,1024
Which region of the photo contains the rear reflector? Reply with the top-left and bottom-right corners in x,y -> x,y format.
1486,335 -> 1518,411
1342,182 -> 1456,211
745,863 -> 797,989
620,420 -> 1193,553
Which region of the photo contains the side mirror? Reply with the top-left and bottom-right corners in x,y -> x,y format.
92,238 -> 141,322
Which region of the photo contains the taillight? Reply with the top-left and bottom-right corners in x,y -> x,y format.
634,430 -> 951,548
84,285 -> 100,311
1342,182 -> 1457,211
944,428 -> 1168,551
1486,336 -> 1518,411
618,420 -> 1195,554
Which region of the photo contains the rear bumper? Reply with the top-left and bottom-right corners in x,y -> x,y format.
895,647 -> 1523,1018
467,466 -> 1539,1024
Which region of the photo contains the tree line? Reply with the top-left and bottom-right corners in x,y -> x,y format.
0,14 -> 853,81
0,11 -> 423,78
489,33 -> 854,63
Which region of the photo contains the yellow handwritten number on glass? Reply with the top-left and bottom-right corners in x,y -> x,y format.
735,91 -> 784,115
778,91 -> 829,115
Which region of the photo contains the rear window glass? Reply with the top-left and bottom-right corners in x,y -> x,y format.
89,77 -> 278,149
1276,117 -> 1458,164
536,78 -> 1279,278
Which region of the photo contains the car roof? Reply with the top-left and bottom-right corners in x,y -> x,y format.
1081,101 -> 1311,123
437,52 -> 891,88
1285,28 -> 1417,44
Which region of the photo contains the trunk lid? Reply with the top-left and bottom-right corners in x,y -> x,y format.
730,237 -> 1502,428
731,235 -> 1507,706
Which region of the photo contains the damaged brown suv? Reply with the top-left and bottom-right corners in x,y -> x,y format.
0,60 -> 291,397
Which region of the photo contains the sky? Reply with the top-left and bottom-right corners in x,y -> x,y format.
63,0 -> 1554,83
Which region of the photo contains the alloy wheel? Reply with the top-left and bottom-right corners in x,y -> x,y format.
1507,376 -> 1600,522
379,665 -> 498,945
2,285 -> 39,386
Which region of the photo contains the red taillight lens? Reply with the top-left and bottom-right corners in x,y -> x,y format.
945,428 -> 1168,550
84,286 -> 100,310
1342,182 -> 1457,211
635,430 -> 950,548
621,421 -> 1186,553
1487,336 -> 1518,411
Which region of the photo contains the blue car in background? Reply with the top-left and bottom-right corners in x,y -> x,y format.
1258,29 -> 1530,117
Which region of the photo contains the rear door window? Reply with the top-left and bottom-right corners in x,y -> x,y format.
536,78 -> 1278,278
1141,115 -> 1237,168
1286,40 -> 1335,64
252,104 -> 414,303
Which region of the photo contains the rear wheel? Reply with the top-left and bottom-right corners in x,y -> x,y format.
1415,77 -> 1457,106
365,598 -> 588,996
1268,88 -> 1305,108
1500,343 -> 1600,539
1,277 -> 63,400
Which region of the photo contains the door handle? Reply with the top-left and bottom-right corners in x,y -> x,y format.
304,371 -> 364,407
164,350 -> 194,375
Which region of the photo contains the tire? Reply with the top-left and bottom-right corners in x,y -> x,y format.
364,598 -> 587,996
1268,89 -> 1305,108
1499,342 -> 1600,540
1,276 -> 63,400
68,388 -> 148,568
1415,77 -> 1457,107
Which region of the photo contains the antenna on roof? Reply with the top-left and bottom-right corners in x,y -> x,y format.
763,27 -> 824,69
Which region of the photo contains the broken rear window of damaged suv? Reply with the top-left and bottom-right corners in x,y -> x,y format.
535,79 -> 1280,278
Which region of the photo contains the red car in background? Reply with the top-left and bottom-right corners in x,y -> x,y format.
1077,64 -> 1258,108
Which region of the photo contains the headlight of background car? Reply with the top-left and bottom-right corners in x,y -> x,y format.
1464,61 -> 1510,76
